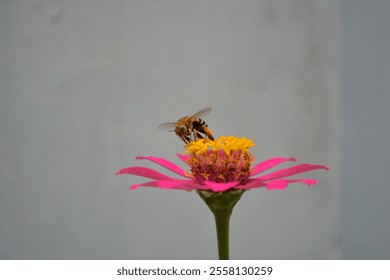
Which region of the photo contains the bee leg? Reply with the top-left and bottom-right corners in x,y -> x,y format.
177,132 -> 189,144
187,129 -> 195,142
183,135 -> 191,144
196,132 -> 204,139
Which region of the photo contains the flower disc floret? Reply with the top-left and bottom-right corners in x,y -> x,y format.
184,136 -> 256,185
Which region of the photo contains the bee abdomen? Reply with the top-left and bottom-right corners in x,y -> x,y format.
197,118 -> 208,127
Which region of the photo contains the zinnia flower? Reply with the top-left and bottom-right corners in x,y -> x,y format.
116,136 -> 329,192
116,136 -> 329,259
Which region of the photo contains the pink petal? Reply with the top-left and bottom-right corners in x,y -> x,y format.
242,178 -> 318,190
130,179 -> 196,191
266,180 -> 288,190
265,179 -> 317,190
235,180 -> 266,190
136,156 -> 189,178
203,181 -> 239,192
116,166 -> 177,181
250,157 -> 297,176
257,164 -> 329,181
176,154 -> 190,165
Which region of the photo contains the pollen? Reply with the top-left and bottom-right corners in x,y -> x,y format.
184,136 -> 255,185
185,136 -> 255,155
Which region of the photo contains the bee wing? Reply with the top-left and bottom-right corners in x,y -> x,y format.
191,107 -> 212,118
157,122 -> 177,131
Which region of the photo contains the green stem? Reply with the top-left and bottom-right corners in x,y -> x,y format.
198,190 -> 245,260
213,208 -> 232,260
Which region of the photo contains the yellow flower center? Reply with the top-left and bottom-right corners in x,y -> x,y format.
184,136 -> 255,185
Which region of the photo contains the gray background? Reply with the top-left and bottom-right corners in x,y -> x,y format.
0,0 -> 388,259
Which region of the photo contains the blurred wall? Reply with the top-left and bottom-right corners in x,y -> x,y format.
1,0 -> 341,259
342,0 -> 390,259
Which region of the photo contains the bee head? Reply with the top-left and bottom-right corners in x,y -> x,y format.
176,124 -> 187,133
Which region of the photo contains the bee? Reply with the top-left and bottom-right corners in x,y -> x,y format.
158,107 -> 214,144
